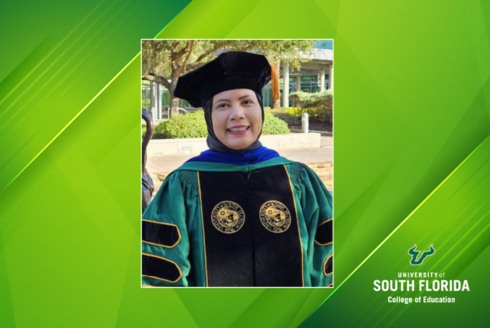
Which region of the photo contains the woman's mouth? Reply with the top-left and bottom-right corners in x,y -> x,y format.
227,126 -> 250,135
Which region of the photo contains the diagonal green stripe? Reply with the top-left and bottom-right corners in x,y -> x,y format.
0,131 -> 40,172
384,222 -> 490,328
227,290 -> 311,328
0,0 -> 107,112
0,233 -> 16,327
153,0 -> 193,38
54,10 -> 139,101
358,196 -> 490,328
0,0 -> 134,133
439,211 -> 490,273
301,133 -> 490,325
352,227 -> 437,328
427,198 -> 490,270
0,53 -> 139,194
223,0 -> 266,37
0,0 -> 118,122
0,3 -> 188,195
287,290 -> 331,328
354,186 -> 490,326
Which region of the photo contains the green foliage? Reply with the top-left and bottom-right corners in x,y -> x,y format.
265,106 -> 290,116
290,90 -> 333,106
285,107 -> 307,116
289,90 -> 333,123
154,111 -> 208,139
153,110 -> 289,139
142,40 -> 318,118
286,107 -> 320,117
289,92 -> 311,104
142,40 -> 316,79
262,112 -> 290,135
265,106 -> 299,126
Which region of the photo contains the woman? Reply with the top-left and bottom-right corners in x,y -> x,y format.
142,51 -> 332,287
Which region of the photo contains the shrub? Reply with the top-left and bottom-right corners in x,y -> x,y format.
305,107 -> 320,117
265,106 -> 287,115
317,102 -> 332,124
154,110 -> 208,139
289,91 -> 312,105
289,90 -> 333,123
264,107 -> 298,126
284,107 -> 321,121
290,90 -> 332,106
262,112 -> 290,135
285,107 -> 306,117
153,110 -> 290,139
284,107 -> 321,117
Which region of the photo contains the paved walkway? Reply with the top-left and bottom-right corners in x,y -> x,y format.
147,136 -> 332,174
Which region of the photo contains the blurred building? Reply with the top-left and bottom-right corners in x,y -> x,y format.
142,40 -> 333,119
267,40 -> 333,108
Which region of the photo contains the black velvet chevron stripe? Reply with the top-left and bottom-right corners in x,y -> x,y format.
324,255 -> 333,276
315,219 -> 332,245
142,254 -> 181,283
142,220 -> 180,247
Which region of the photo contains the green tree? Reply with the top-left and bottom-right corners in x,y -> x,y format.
142,40 -> 316,116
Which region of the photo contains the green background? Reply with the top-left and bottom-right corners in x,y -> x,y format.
1,0 -> 490,327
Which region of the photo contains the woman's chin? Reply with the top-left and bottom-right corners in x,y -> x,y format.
218,129 -> 260,150
225,139 -> 254,150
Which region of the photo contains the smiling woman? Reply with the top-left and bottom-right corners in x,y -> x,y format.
142,51 -> 333,287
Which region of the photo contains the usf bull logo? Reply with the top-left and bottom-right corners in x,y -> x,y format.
408,244 -> 435,265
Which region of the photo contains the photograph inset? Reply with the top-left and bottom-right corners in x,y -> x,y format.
141,40 -> 333,287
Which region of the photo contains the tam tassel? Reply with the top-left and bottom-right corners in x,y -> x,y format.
269,61 -> 280,102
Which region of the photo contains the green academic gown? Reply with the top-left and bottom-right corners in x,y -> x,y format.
142,157 -> 333,287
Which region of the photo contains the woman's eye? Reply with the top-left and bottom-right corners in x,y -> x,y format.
216,103 -> 229,109
242,100 -> 254,105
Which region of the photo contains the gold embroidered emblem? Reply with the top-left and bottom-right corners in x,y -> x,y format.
259,200 -> 291,233
211,201 -> 246,234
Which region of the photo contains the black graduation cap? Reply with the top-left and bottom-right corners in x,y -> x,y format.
174,51 -> 279,108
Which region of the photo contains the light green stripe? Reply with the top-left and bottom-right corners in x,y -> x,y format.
439,211 -> 490,273
0,53 -> 139,194
0,3 -> 186,193
0,0 -> 107,113
303,134 -> 490,323
0,0 -> 117,122
385,220 -> 490,328
427,197 -> 490,271
0,0 -> 133,133
153,1 -> 194,38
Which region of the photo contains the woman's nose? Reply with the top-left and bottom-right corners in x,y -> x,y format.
229,104 -> 245,120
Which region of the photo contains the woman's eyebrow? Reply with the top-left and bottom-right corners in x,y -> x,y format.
215,95 -> 253,103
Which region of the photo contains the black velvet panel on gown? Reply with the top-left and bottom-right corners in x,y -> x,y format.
198,166 -> 303,287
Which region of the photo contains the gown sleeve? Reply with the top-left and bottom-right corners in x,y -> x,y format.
297,164 -> 333,287
141,172 -> 192,287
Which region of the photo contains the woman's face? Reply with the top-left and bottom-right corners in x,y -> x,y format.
211,89 -> 262,150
